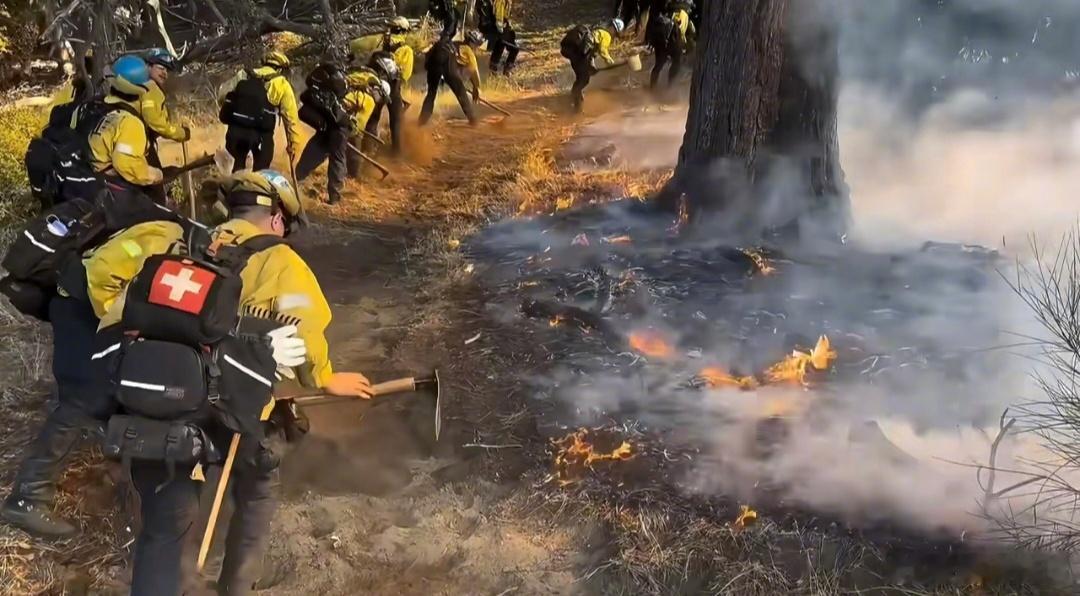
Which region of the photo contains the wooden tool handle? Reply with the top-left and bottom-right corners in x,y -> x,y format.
479,98 -> 512,117
372,377 -> 416,396
197,433 -> 240,572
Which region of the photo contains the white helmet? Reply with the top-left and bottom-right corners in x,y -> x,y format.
390,16 -> 411,32
611,18 -> 626,34
378,79 -> 391,101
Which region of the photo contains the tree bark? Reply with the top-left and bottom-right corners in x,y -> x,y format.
663,0 -> 849,239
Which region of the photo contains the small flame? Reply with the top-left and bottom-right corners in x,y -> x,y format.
628,331 -> 675,359
699,367 -> 759,390
739,247 -> 776,276
553,429 -> 634,485
555,197 -> 574,211
764,335 -> 837,386
603,234 -> 633,244
733,505 -> 758,530
668,195 -> 690,234
549,315 -> 564,327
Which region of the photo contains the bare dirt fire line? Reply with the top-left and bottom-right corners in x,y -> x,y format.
553,429 -> 635,486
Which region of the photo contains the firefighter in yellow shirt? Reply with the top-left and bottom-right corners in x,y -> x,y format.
218,51 -> 302,172
419,31 -> 484,126
111,170 -> 373,593
296,68 -> 381,204
648,1 -> 694,91
141,48 -> 191,201
560,20 -> 623,113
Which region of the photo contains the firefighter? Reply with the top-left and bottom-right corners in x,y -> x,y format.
296,69 -> 383,204
365,17 -> 414,156
648,1 -> 694,91
218,51 -> 302,172
560,19 -> 624,114
85,55 -> 177,211
613,0 -> 646,37
429,0 -> 459,40
141,48 -> 191,202
419,31 -> 484,127
479,0 -> 519,76
0,56 -> 159,539
121,170 -> 374,594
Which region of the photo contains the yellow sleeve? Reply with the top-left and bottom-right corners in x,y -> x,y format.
49,83 -> 76,109
270,249 -> 335,388
461,46 -> 481,91
350,35 -> 382,59
345,92 -> 376,136
675,10 -> 689,39
596,31 -> 614,64
84,222 -> 182,320
268,77 -> 302,155
217,70 -> 245,103
140,82 -> 186,142
112,114 -> 164,186
394,45 -> 415,82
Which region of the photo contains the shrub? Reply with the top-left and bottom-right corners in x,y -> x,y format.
0,105 -> 45,224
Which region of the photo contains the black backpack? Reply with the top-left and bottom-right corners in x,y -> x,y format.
561,25 -> 594,60
55,98 -> 144,204
220,69 -> 280,132
299,63 -> 348,131
649,12 -> 677,48
102,230 -> 289,485
0,198 -> 108,320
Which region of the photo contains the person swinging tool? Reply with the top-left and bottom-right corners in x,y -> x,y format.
93,170 -> 374,595
419,30 -> 485,127
560,19 -> 624,114
297,64 -> 383,204
366,17 -> 414,156
218,51 -> 302,172
478,0 -> 519,76
141,48 -> 191,202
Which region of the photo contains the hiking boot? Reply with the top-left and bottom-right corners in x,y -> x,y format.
1,496 -> 76,539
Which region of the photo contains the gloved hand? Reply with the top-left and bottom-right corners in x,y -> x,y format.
325,372 -> 374,399
267,325 -> 307,379
180,125 -> 192,142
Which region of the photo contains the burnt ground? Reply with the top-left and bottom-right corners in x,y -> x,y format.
0,0 -> 1074,594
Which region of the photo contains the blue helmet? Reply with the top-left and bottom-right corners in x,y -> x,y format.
110,55 -> 151,96
145,47 -> 178,71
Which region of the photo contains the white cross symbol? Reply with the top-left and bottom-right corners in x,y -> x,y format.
160,268 -> 204,302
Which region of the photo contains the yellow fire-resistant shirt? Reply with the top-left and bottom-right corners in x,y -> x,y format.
218,66 -> 302,157
591,29 -> 615,64
385,34 -> 416,83
349,34 -> 384,62
456,45 -> 482,93
49,82 -> 78,109
673,9 -> 692,43
494,0 -> 512,23
140,80 -> 187,142
343,89 -> 377,136
87,95 -> 164,187
86,220 -> 185,323
212,219 -> 334,388
89,217 -> 335,389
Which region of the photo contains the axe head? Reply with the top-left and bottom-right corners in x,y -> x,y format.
415,368 -> 442,441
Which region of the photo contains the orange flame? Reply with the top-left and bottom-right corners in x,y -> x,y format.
734,505 -> 759,530
628,331 -> 675,359
739,247 -> 776,276
699,367 -> 759,390
764,335 -> 837,386
553,429 -> 634,485
603,234 -> 633,245
549,315 -> 564,327
668,195 -> 690,234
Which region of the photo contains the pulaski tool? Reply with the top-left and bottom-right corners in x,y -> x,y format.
281,368 -> 442,441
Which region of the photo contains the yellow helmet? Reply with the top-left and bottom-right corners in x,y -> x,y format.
221,170 -> 307,234
263,51 -> 291,70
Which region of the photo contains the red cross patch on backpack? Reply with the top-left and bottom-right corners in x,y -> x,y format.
147,259 -> 217,315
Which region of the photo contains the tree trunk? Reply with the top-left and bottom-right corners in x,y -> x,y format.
663,0 -> 849,239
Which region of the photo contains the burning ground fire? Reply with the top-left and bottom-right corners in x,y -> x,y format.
764,335 -> 837,386
553,429 -> 634,485
628,330 -> 676,360
739,247 -> 776,276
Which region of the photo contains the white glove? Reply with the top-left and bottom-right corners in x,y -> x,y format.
267,325 -> 307,379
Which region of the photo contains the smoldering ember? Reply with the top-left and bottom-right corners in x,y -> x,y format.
4,0 -> 1080,594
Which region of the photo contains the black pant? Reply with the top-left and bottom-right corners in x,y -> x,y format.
568,55 -> 594,113
365,79 -> 404,155
8,296 -> 110,505
420,56 -> 477,126
295,127 -> 350,204
225,127 -> 275,172
131,437 -> 279,596
650,39 -> 685,90
145,138 -> 169,205
489,34 -> 519,75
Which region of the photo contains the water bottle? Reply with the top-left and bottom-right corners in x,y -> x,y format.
45,215 -> 69,238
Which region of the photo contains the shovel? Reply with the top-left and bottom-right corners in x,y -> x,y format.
282,369 -> 442,441
478,98 -> 512,117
